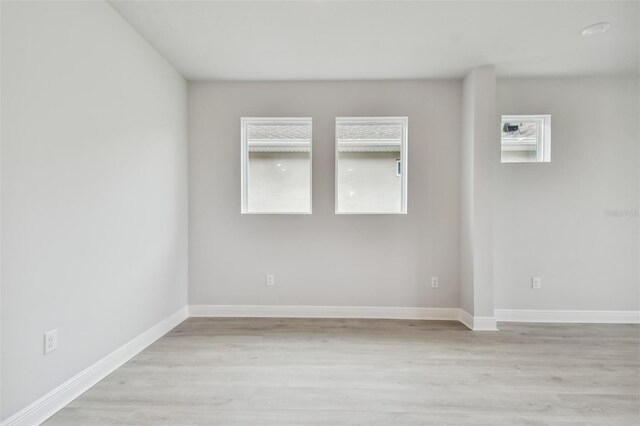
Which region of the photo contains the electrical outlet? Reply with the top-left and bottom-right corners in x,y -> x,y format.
532,277 -> 542,289
431,276 -> 439,288
44,329 -> 58,354
266,274 -> 275,286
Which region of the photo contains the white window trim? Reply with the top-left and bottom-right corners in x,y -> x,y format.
501,114 -> 551,163
241,117 -> 313,214
335,116 -> 409,215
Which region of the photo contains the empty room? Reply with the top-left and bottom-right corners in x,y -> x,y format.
1,0 -> 639,425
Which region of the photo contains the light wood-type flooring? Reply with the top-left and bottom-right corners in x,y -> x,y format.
46,318 -> 640,425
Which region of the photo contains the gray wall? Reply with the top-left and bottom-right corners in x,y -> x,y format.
189,81 -> 461,308
1,1 -> 188,419
460,72 -> 475,315
460,67 -> 497,317
494,77 -> 639,311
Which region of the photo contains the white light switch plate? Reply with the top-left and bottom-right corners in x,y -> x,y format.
431,276 -> 439,288
266,274 -> 275,286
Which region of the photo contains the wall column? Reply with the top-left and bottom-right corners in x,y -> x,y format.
460,65 -> 498,330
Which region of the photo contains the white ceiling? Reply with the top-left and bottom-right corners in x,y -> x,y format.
108,0 -> 639,81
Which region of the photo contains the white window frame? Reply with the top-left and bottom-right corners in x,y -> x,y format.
335,116 -> 409,214
241,117 -> 313,214
501,114 -> 551,163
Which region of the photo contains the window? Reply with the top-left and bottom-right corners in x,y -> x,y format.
335,117 -> 408,214
241,117 -> 312,214
501,115 -> 551,163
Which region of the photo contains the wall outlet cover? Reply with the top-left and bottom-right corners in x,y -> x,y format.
44,329 -> 58,354
532,277 -> 542,289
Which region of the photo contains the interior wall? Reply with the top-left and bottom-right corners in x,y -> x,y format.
460,73 -> 476,315
1,0 -> 188,419
460,66 -> 497,318
189,81 -> 461,308
494,77 -> 639,311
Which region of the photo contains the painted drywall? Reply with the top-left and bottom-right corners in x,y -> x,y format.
460,72 -> 475,315
189,81 -> 461,308
460,66 -> 498,317
1,0 -> 188,419
494,77 -> 639,311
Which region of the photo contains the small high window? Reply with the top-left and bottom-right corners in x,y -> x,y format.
501,115 -> 551,163
241,117 -> 312,214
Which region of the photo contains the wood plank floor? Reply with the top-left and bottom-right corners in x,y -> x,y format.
46,318 -> 640,425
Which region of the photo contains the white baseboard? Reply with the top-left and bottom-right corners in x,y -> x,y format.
495,309 -> 640,324
2,306 -> 189,426
457,309 -> 474,330
457,309 -> 498,331
189,304 -> 460,321
189,305 -> 500,331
